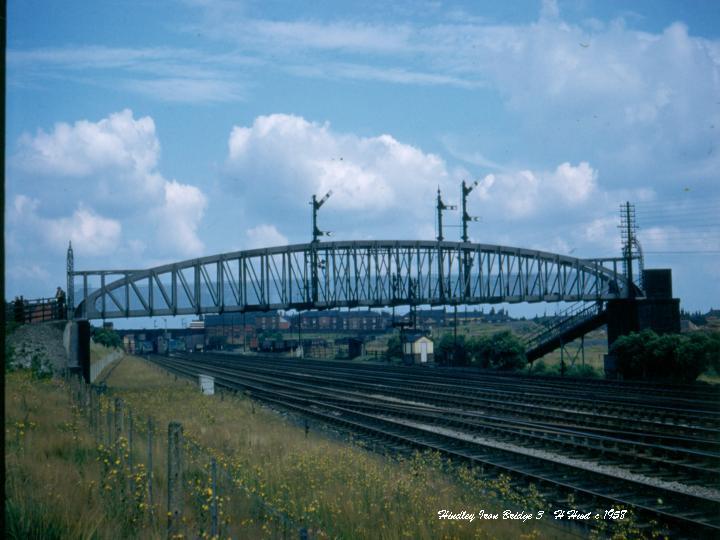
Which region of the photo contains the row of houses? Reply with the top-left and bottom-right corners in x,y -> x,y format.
116,319 -> 436,364
203,307 -> 512,334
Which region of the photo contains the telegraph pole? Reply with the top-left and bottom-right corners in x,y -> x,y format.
620,201 -> 637,299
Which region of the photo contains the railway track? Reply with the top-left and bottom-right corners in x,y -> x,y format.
169,354 -> 720,446
148,352 -> 720,538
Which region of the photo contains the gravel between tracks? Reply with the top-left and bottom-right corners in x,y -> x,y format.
380,416 -> 720,502
367,394 -> 435,408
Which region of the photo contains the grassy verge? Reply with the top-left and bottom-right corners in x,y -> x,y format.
6,356 -> 648,538
106,356 -> 561,539
5,371 -> 111,539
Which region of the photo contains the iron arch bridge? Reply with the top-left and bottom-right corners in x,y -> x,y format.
71,240 -> 637,320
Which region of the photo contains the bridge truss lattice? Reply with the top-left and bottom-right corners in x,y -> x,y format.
71,241 -> 636,320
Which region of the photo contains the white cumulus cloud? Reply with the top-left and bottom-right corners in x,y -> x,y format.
8,110 -> 208,265
226,113 -> 448,214
245,224 -> 289,249
156,181 -> 208,256
475,161 -> 598,218
16,109 -> 159,178
10,195 -> 122,256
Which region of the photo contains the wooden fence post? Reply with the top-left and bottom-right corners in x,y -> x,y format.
89,390 -> 95,433
84,383 -> 91,424
211,457 -> 218,538
114,398 -> 124,446
147,417 -> 154,512
128,409 -> 135,493
167,422 -> 183,538
106,406 -> 113,446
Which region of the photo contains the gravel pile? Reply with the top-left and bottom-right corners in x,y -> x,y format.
7,322 -> 68,374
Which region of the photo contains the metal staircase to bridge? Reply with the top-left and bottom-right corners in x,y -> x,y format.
524,302 -> 608,363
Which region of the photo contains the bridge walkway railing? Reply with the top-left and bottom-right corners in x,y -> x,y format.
5,297 -> 65,325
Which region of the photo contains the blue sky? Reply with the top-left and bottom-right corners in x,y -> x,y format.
6,0 -> 720,322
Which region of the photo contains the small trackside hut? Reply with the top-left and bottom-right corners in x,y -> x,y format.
403,333 -> 434,365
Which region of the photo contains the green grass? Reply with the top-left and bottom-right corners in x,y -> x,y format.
90,340 -> 120,365
106,356 -> 582,539
5,496 -> 72,540
6,354 -> 654,538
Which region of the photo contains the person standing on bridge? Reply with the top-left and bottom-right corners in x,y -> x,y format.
56,286 -> 66,320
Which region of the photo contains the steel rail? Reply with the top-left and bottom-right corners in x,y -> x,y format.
159,355 -> 720,486
149,354 -> 720,537
184,354 -> 720,439
207,353 -> 720,408
218,359 -> 720,423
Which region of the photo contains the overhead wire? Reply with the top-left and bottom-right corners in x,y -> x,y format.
643,250 -> 720,254
633,196 -> 720,207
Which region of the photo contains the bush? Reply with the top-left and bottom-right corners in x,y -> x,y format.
530,360 -> 547,374
92,328 -> 122,348
30,352 -> 52,379
567,364 -> 599,378
470,331 -> 526,371
678,332 -> 720,378
5,341 -> 16,372
610,330 -> 655,379
431,331 -> 527,370
611,330 -> 717,382
434,334 -> 470,366
385,335 -> 402,361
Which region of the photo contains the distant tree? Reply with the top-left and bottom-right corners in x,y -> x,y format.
93,327 -> 122,348
470,331 -> 526,371
649,333 -> 683,380
567,364 -> 600,378
435,334 -> 469,366
385,335 -> 402,361
610,330 -> 654,379
258,330 -> 282,342
611,330 -> 716,382
530,359 -> 547,374
452,336 -> 470,366
678,332 -> 719,379
680,309 -> 707,326
434,334 -> 453,365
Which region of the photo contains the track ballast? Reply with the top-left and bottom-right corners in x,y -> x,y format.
149,352 -> 720,538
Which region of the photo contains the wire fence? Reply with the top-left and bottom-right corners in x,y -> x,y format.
90,350 -> 124,383
64,373 -> 318,539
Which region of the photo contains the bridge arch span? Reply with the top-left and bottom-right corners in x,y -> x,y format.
73,240 -> 635,320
